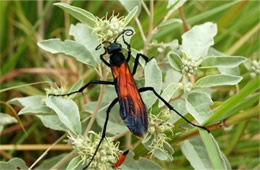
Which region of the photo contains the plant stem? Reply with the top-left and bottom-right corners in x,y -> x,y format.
84,66 -> 107,137
0,144 -> 71,151
141,0 -> 150,16
50,150 -> 77,170
179,7 -> 190,32
224,107 -> 259,126
112,130 -> 129,141
143,0 -> 154,55
29,134 -> 67,169
135,17 -> 146,43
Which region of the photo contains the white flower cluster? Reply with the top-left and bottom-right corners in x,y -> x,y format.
68,132 -> 121,169
181,56 -> 203,75
145,111 -> 174,160
93,13 -> 126,42
250,60 -> 260,78
44,86 -> 67,96
178,82 -> 193,93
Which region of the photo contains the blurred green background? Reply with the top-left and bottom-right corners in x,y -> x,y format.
0,0 -> 259,169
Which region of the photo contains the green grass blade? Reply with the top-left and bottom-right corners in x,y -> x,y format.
204,76 -> 260,125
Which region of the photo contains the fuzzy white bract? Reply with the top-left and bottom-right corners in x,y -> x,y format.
93,13 -> 126,42
68,132 -> 121,169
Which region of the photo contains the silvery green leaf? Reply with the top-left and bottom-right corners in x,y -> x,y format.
102,86 -> 117,102
0,113 -> 17,132
169,99 -> 187,124
207,48 -> 242,76
200,56 -> 247,68
35,153 -> 68,170
38,39 -> 97,67
120,151 -> 162,169
0,113 -> 17,125
167,0 -> 187,15
194,75 -> 243,88
69,79 -> 84,93
186,91 -> 213,124
46,97 -> 81,135
159,83 -> 180,108
218,67 -> 240,76
168,39 -> 180,51
119,0 -> 141,15
208,47 -> 225,56
158,18 -> 182,28
85,102 -> 127,135
125,6 -> 139,25
0,158 -> 28,170
54,3 -> 96,28
199,129 -> 231,170
182,22 -> 217,58
163,69 -> 182,89
142,59 -> 162,109
153,149 -> 170,161
142,133 -> 153,144
67,79 -> 85,98
18,106 -> 51,115
36,115 -> 69,132
69,23 -> 100,64
181,134 -> 231,170
8,96 -> 44,107
243,60 -> 252,70
167,51 -> 182,71
8,96 -> 51,115
66,156 -> 82,170
131,48 -> 145,67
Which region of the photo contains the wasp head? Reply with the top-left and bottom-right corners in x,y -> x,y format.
107,43 -> 122,54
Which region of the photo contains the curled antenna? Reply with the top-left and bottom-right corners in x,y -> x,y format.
95,41 -> 111,50
124,29 -> 134,36
114,29 -> 134,43
95,29 -> 134,50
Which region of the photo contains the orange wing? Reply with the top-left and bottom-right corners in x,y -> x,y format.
112,62 -> 148,137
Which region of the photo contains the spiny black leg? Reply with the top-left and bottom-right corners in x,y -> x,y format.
48,80 -> 114,97
100,47 -> 111,67
83,98 -> 119,170
122,35 -> 131,62
139,87 -> 210,133
132,53 -> 150,76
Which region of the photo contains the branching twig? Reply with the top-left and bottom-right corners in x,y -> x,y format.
135,17 -> 146,43
29,134 -> 67,169
179,7 -> 190,32
141,0 -> 150,16
0,144 -> 71,151
112,130 -> 129,141
50,150 -> 77,170
84,65 -> 107,136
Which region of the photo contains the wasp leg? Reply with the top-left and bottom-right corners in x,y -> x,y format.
100,47 -> 111,67
132,53 -> 151,76
83,98 -> 119,170
139,87 -> 210,133
132,53 -> 150,75
48,80 -> 114,97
